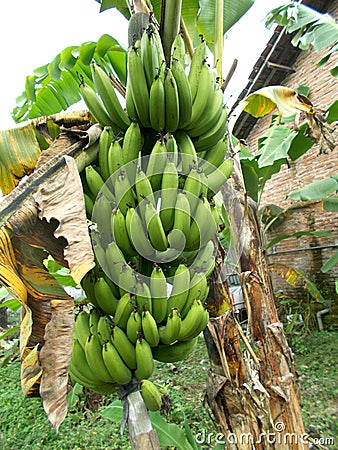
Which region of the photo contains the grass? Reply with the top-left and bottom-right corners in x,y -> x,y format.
0,332 -> 337,449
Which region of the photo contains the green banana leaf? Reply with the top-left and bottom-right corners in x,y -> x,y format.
95,0 -> 253,49
266,3 -> 338,77
264,230 -> 331,250
196,0 -> 255,50
321,251 -> 338,273
13,35 -> 127,123
288,176 -> 338,201
101,400 -> 195,449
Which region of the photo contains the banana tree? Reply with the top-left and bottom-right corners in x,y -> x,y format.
0,0 -> 335,448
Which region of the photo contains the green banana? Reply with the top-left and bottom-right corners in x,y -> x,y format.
118,263 -> 138,296
126,207 -> 155,259
94,276 -> 119,316
91,62 -> 131,131
149,75 -> 165,131
166,263 -> 190,314
97,315 -> 113,344
80,81 -> 114,128
186,195 -> 218,250
70,339 -> 115,390
159,156 -> 179,232
81,271 -> 99,308
127,43 -> 150,127
171,58 -> 192,129
175,130 -> 198,174
144,199 -> 168,252
135,334 -> 155,380
84,192 -> 94,218
98,126 -> 115,181
165,133 -> 179,165
89,307 -> 101,336
171,191 -> 191,244
141,309 -> 160,347
204,157 -> 234,195
187,84 -> 223,137
135,165 -> 155,207
111,207 -> 136,257
111,324 -> 137,370
190,239 -> 216,275
114,292 -> 135,330
114,169 -> 136,215
146,137 -> 167,192
194,105 -> 228,152
188,36 -> 207,100
73,310 -> 90,350
199,138 -> 228,175
183,166 -> 202,216
187,62 -> 215,130
85,333 -> 114,383
140,379 -> 162,411
177,299 -> 208,341
126,309 -> 142,344
164,67 -> 180,132
105,240 -> 127,285
158,307 -> 182,345
135,278 -> 152,314
85,165 -> 105,201
140,23 -> 162,90
102,340 -> 133,385
93,192 -> 114,246
152,336 -> 198,363
149,265 -> 168,323
180,271 -> 208,318
69,360 -> 116,394
108,138 -> 124,178
122,120 -> 143,166
171,32 -> 186,66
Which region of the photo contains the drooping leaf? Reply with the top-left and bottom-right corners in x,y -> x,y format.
13,36 -> 127,123
287,122 -> 314,160
0,123 -> 41,194
256,125 -> 296,168
288,176 -> 338,201
266,3 -> 338,74
148,411 -> 195,450
101,399 -> 124,422
326,99 -> 338,124
0,326 -> 20,340
269,263 -> 326,303
264,230 -> 331,250
196,0 -> 255,50
321,250 -> 338,273
323,196 -> 338,212
0,297 -> 21,311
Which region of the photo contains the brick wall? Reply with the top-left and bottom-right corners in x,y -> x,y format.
245,2 -> 338,306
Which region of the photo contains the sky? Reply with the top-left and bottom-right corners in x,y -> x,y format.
0,0 -> 285,130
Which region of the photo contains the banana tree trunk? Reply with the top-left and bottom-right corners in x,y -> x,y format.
204,157 -> 308,449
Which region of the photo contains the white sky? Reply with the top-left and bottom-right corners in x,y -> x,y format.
0,0 -> 285,130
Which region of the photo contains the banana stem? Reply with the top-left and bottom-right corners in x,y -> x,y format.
161,0 -> 183,66
180,16 -> 194,60
214,0 -> 224,82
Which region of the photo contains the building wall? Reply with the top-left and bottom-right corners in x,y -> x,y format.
245,2 -> 338,308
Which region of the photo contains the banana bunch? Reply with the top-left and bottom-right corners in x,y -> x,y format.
75,21 -> 237,397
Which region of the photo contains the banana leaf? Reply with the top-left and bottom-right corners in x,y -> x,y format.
269,263 -> 326,303
266,3 -> 338,77
12,35 -> 127,123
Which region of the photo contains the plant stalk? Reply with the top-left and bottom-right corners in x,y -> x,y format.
214,0 -> 224,80
161,0 -> 183,66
